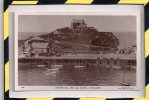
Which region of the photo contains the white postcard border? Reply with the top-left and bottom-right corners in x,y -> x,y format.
9,5 -> 145,98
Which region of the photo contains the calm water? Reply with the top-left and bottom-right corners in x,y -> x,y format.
18,64 -> 136,86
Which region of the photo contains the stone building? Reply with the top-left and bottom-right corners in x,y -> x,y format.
71,19 -> 87,30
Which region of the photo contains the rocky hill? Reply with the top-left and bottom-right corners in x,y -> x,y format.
39,26 -> 119,52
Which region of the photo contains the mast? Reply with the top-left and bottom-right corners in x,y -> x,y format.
122,69 -> 126,82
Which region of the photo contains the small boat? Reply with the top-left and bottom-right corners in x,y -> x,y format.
112,66 -> 121,69
45,68 -> 60,75
120,82 -> 130,86
46,68 -> 60,71
120,69 -> 131,86
51,65 -> 63,68
75,65 -> 85,68
37,65 -> 47,68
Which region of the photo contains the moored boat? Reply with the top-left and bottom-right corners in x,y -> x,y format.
120,82 -> 130,86
112,66 -> 121,69
37,64 -> 48,68
51,65 -> 63,68
46,68 -> 60,71
74,65 -> 85,68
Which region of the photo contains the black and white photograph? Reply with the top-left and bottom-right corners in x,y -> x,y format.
14,11 -> 139,91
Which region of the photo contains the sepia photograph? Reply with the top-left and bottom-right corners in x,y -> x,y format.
8,5 -> 145,98
15,12 -> 138,91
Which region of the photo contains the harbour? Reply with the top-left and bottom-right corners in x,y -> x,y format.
18,53 -> 136,86
18,18 -> 136,87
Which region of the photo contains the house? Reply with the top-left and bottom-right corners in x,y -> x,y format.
96,53 -> 136,70
71,19 -> 87,30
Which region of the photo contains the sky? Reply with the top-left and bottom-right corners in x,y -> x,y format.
18,15 -> 136,33
18,15 -> 136,48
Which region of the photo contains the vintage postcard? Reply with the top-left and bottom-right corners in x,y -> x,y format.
12,6 -> 144,94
